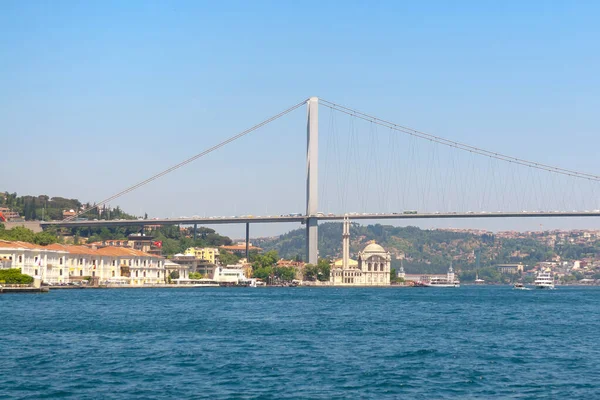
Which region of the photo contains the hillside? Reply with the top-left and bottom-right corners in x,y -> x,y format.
1,191 -> 137,221
255,223 -> 600,274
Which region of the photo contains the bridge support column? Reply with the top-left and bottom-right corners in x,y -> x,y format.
306,96 -> 319,264
193,224 -> 197,241
245,223 -> 250,260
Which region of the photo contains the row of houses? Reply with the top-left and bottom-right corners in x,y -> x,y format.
0,240 -> 187,285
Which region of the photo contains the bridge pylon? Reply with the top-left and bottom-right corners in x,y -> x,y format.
306,96 -> 319,264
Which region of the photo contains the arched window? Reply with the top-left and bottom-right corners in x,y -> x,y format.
143,271 -> 146,277
368,263 -> 372,271
380,264 -> 384,272
136,271 -> 139,277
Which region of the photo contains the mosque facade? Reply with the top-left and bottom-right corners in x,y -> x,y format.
330,216 -> 391,286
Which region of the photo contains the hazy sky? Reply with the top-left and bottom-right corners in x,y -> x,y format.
1,1 -> 599,238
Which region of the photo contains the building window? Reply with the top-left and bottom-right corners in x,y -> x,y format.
79,258 -> 83,265
143,271 -> 146,277
18,255 -> 22,263
34,256 -> 38,263
112,271 -> 115,277
157,271 -> 160,278
35,269 -> 38,276
59,269 -> 62,276
136,271 -> 139,277
80,270 -> 83,276
59,258 -> 63,265
92,271 -> 95,277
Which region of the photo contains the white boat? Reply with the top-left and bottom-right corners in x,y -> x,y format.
423,263 -> 460,288
534,269 -> 555,289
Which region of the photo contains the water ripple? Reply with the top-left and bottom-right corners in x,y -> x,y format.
1,286 -> 600,399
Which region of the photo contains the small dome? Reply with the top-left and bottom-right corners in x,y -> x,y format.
363,241 -> 385,253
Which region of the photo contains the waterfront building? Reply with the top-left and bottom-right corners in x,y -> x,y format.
171,253 -> 214,277
496,263 -> 524,274
0,240 -> 165,286
330,216 -> 391,286
184,247 -> 220,265
212,265 -> 249,284
89,234 -> 162,257
164,259 -> 189,281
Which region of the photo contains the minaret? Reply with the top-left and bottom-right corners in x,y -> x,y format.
342,215 -> 350,269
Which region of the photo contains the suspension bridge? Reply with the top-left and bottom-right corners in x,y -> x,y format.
40,97 -> 600,264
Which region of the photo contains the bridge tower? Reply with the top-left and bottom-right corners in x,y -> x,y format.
306,96 -> 319,264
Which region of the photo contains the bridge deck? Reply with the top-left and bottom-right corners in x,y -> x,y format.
40,211 -> 600,228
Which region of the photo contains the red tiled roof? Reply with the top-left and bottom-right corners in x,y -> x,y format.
0,240 -> 162,258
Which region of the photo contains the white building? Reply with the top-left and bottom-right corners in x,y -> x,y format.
330,216 -> 391,286
0,240 -> 166,286
213,265 -> 249,284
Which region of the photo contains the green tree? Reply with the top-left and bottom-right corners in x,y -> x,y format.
275,266 -> 296,282
219,250 -> 240,266
251,250 -> 279,270
303,263 -> 318,281
34,231 -> 58,246
317,258 -> 330,281
253,266 -> 274,281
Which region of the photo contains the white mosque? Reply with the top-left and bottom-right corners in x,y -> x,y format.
330,216 -> 391,286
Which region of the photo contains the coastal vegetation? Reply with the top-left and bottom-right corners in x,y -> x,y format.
0,268 -> 34,284
0,224 -> 60,245
303,259 -> 331,282
249,250 -> 296,282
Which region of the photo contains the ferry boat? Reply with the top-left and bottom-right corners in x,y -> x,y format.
423,263 -> 460,288
534,269 -> 555,290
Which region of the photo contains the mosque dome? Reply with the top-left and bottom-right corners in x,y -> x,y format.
362,241 -> 385,253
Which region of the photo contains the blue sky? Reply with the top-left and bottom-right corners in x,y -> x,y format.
1,1 -> 599,238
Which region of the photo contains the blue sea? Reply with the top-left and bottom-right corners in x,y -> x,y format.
1,286 -> 599,399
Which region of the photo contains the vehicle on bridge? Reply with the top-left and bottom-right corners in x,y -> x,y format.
403,210 -> 417,214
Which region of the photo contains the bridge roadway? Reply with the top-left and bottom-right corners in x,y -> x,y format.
41,211 -> 600,229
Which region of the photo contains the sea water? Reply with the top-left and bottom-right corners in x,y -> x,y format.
1,286 -> 599,399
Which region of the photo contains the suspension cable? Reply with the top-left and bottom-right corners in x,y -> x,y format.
320,98 -> 600,182
64,99 -> 308,221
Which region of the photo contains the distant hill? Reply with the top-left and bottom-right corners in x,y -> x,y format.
254,223 -> 599,274
0,191 -> 137,221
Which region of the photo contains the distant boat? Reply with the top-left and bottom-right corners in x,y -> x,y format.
513,283 -> 530,290
423,263 -> 460,288
534,269 -> 555,290
474,272 -> 485,284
